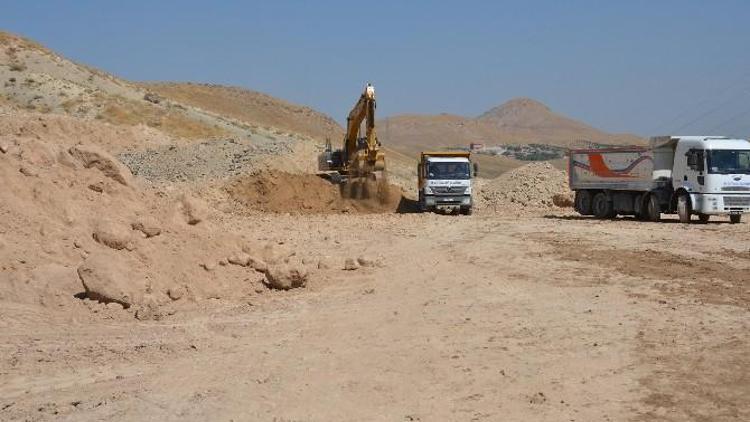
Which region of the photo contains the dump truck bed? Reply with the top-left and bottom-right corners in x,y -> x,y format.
568,147 -> 658,191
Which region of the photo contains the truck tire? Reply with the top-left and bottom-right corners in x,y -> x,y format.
460,206 -> 473,215
698,214 -> 710,223
677,194 -> 691,223
592,192 -> 614,219
418,193 -> 427,213
647,194 -> 661,222
575,190 -> 593,215
730,214 -> 742,224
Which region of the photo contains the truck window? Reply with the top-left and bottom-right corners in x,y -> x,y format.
427,162 -> 471,180
686,149 -> 705,172
707,150 -> 750,174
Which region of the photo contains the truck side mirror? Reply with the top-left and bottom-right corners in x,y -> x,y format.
473,162 -> 479,177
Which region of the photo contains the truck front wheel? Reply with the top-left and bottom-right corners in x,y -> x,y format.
460,206 -> 473,215
730,214 -> 742,224
592,192 -> 614,219
677,194 -> 692,223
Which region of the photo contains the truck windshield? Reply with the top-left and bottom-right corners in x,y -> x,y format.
428,162 -> 471,180
707,150 -> 750,174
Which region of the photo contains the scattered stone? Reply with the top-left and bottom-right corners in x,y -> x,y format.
201,261 -> 217,271
167,286 -> 186,301
105,302 -> 124,311
248,256 -> 268,273
131,218 -> 161,238
178,194 -> 208,225
228,252 -> 251,266
263,264 -> 308,290
0,140 -> 11,154
77,254 -> 145,308
317,258 -> 331,270
529,392 -> 547,405
143,92 -> 162,104
92,221 -> 135,251
218,258 -> 228,266
357,256 -> 376,268
19,166 -> 39,177
68,144 -> 134,186
88,182 -> 104,193
343,258 -> 360,271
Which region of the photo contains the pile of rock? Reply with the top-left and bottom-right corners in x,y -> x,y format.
476,162 -> 573,214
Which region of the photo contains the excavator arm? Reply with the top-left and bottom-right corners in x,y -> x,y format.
344,83 -> 378,166
319,83 -> 385,179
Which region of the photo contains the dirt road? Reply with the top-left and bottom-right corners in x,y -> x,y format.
1,214 -> 748,421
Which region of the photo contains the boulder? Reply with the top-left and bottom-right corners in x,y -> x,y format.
92,221 -> 135,251
68,144 -> 134,186
263,264 -> 308,290
77,254 -> 146,308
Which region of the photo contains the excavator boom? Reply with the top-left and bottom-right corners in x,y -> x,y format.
319,83 -> 385,179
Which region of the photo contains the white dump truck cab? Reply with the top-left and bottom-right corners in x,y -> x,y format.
418,152 -> 475,215
671,136 -> 750,221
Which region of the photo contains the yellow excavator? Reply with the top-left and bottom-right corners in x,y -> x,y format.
318,83 -> 386,183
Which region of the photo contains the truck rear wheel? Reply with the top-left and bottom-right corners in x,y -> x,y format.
698,214 -> 710,223
677,194 -> 691,223
592,192 -> 614,219
730,214 -> 742,224
575,190 -> 593,215
647,194 -> 661,222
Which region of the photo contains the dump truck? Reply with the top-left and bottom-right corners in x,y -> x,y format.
418,151 -> 477,214
569,136 -> 750,223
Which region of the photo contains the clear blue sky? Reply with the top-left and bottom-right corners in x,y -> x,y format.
3,1 -> 750,136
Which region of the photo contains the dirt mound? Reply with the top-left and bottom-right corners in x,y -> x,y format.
0,107 -> 325,317
226,171 -> 404,214
476,162 -> 572,214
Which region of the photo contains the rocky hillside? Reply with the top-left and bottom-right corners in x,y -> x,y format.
141,83 -> 343,142
379,98 -> 643,156
0,31 -> 338,143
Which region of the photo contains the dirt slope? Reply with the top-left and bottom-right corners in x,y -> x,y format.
379,98 -> 643,156
142,83 -> 343,142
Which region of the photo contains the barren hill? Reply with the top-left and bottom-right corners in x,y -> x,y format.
379,97 -> 643,156
141,83 -> 343,142
0,31 -> 339,144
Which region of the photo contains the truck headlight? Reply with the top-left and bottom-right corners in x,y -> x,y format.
465,185 -> 472,195
424,186 -> 433,195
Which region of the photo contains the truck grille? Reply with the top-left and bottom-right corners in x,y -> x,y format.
722,186 -> 750,191
724,196 -> 750,206
431,186 -> 467,195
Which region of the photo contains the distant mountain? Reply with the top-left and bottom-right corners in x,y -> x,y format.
379,97 -> 643,156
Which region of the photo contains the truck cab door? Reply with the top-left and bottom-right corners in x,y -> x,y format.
677,148 -> 705,194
